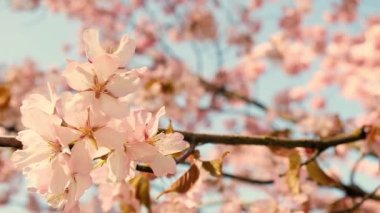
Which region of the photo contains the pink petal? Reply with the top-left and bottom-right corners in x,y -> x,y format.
21,109 -> 61,142
55,126 -> 81,147
107,150 -> 131,182
11,130 -> 51,169
93,127 -> 124,150
83,28 -> 106,61
98,94 -> 129,118
114,34 -> 136,65
62,94 -> 89,128
21,91 -> 55,115
70,142 -> 92,174
64,182 -> 78,212
92,55 -> 120,83
49,157 -> 70,195
147,106 -> 166,138
63,62 -> 94,91
106,72 -> 140,97
149,154 -> 176,176
127,142 -> 158,162
155,133 -> 189,155
73,175 -> 92,202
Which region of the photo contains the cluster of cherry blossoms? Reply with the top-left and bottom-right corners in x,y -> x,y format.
10,29 -> 189,211
4,0 -> 380,212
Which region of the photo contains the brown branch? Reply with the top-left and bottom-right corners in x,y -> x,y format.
2,126 -> 368,152
175,141 -> 197,164
301,149 -> 325,166
333,186 -> 380,213
339,184 -> 380,201
198,78 -> 268,112
222,172 -> 274,184
174,126 -> 368,149
0,136 -> 22,149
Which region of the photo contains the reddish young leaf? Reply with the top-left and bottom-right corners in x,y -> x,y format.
157,163 -> 200,199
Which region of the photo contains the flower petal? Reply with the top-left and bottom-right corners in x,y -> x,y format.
114,35 -> 136,65
11,130 -> 51,169
63,62 -> 94,91
92,55 -> 120,83
93,126 -> 124,150
155,133 -> 189,155
149,154 -> 176,176
83,28 -> 106,61
70,142 -> 92,175
127,142 -> 158,162
107,150 -> 131,182
106,71 -> 140,97
98,94 -> 129,118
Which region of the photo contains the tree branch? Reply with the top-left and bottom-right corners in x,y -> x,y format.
333,186 -> 380,213
198,77 -> 268,112
0,136 -> 22,149
174,126 -> 368,149
1,126 -> 368,152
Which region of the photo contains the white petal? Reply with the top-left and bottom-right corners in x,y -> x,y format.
92,55 -> 120,83
114,35 -> 136,65
149,154 -> 176,176
63,62 -> 94,91
106,72 -> 140,97
107,150 -> 130,182
99,95 -> 129,118
155,133 -> 189,155
127,142 -> 158,162
83,28 -> 106,61
93,127 -> 124,150
70,142 -> 92,174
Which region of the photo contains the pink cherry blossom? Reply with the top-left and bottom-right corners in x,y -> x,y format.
83,28 -> 136,65
63,55 -> 142,117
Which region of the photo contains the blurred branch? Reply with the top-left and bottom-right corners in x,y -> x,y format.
333,186 -> 380,212
349,154 -> 366,185
338,184 -> 380,203
301,149 -> 325,166
199,77 -> 268,112
175,141 -> 197,163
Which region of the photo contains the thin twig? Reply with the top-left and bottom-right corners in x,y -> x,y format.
222,172 -> 274,184
301,149 -> 325,166
199,77 -> 268,112
333,185 -> 380,213
175,141 -> 197,163
349,154 -> 366,185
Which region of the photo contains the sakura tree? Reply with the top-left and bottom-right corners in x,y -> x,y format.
0,0 -> 379,212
